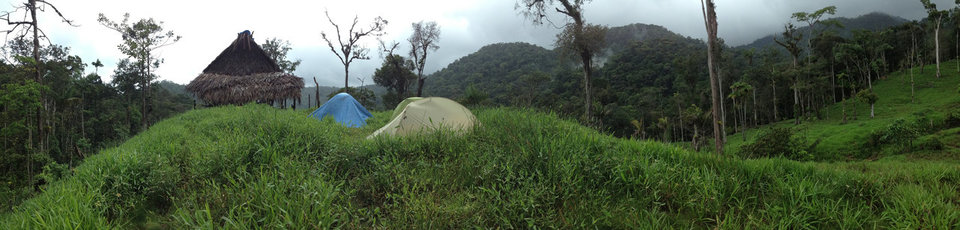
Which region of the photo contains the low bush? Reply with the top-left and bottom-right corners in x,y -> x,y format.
738,127 -> 811,161
915,137 -> 944,151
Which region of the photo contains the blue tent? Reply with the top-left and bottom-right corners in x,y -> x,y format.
309,93 -> 373,128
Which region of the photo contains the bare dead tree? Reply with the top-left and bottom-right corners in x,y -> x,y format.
320,10 -> 387,89
408,21 -> 440,97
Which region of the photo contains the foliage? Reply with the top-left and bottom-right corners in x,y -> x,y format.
98,13 -> 181,130
373,54 -> 415,107
738,128 -> 811,161
881,119 -> 921,151
856,89 -> 879,105
0,40 -> 193,210
260,38 -> 301,74
460,84 -> 489,106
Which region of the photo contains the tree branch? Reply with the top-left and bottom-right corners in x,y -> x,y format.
36,0 -> 76,26
321,10 -> 347,66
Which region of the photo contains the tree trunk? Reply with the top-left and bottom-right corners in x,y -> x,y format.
718,65 -> 726,144
678,103 -> 684,141
581,54 -> 593,121
831,62 -> 836,102
772,78 -> 779,122
752,88 -> 758,127
935,15 -> 942,79
740,100 -> 747,141
870,103 -> 875,118
852,88 -> 858,120
911,49 -> 916,103
30,0 -> 44,155
702,0 -> 723,155
142,56 -> 150,130
313,77 -> 320,108
733,99 -> 740,137
416,76 -> 425,97
344,64 -> 350,89
792,57 -> 800,125
841,89 -> 847,124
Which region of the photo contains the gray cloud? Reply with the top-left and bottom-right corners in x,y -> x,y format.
3,0 -> 949,86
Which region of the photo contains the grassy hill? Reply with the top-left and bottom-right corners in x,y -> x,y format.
2,102 -> 959,228
725,60 -> 960,162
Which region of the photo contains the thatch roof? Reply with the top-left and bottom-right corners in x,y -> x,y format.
186,31 -> 304,106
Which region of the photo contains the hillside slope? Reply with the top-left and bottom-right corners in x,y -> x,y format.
740,12 -> 908,50
2,105 -> 958,228
726,60 -> 960,161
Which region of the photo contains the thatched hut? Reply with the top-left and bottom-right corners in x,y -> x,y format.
186,31 -> 304,106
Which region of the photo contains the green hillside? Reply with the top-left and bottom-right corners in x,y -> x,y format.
726,60 -> 960,161
739,12 -> 908,50
2,103 -> 959,228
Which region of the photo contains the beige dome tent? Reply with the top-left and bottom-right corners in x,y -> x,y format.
369,97 -> 477,138
390,97 -> 423,120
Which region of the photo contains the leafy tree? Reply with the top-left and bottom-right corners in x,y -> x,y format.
775,23 -> 803,124
98,13 -> 181,130
408,21 -> 440,97
857,89 -> 879,118
811,31 -> 845,102
518,0 -> 608,121
373,54 -> 415,107
1,0 -> 76,155
792,6 -> 839,58
682,104 -> 706,152
920,0 -> 945,78
728,81 -> 752,141
320,10 -> 387,89
261,38 -> 301,74
91,59 -> 103,75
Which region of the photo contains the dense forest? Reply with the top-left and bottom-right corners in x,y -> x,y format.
419,12 -> 957,149
0,39 -> 193,208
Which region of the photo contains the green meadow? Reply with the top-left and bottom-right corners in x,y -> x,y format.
2,95 -> 958,228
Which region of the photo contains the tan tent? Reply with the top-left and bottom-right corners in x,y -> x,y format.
369,97 -> 477,138
390,97 -> 423,120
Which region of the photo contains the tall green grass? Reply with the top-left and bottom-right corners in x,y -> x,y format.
1,104 -> 958,228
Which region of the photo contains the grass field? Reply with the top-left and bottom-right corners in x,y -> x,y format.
1,100 -> 958,228
725,60 -> 960,162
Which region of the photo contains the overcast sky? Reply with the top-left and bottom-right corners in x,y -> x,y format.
1,0 -> 953,86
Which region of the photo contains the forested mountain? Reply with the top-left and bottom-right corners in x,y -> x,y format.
423,42 -> 560,104
601,23 -> 688,59
423,23 -> 715,137
740,12 -> 908,49
423,23 -> 693,103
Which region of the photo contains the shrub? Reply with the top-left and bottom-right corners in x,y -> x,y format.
461,84 -> 489,106
916,137 -> 944,151
945,111 -> 960,128
738,128 -> 811,161
882,119 -> 920,151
